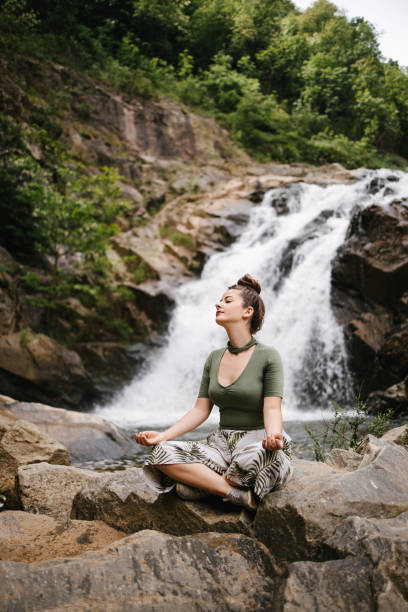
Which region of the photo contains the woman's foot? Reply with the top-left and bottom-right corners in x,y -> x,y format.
175,482 -> 209,500
222,487 -> 258,511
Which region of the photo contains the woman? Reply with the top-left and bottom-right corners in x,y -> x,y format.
134,273 -> 293,511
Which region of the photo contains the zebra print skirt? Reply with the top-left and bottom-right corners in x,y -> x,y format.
141,428 -> 294,500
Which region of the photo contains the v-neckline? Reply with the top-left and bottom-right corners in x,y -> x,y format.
217,344 -> 258,388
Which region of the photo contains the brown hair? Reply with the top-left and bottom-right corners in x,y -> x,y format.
228,273 -> 265,334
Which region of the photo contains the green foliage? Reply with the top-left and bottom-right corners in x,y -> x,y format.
104,317 -> 134,341
19,326 -> 36,348
2,0 -> 408,167
170,232 -> 194,250
0,110 -> 133,334
123,254 -> 158,284
0,115 -> 47,262
159,224 -> 194,250
305,399 -> 395,462
0,0 -> 39,36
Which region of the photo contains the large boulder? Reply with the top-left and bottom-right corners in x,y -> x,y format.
372,322 -> 408,391
381,423 -> 408,445
18,462 -> 101,520
72,467 -> 253,537
0,331 -> 91,406
253,436 -> 408,569
325,511 -> 408,610
278,556 -> 374,611
0,529 -> 276,611
330,200 -> 408,412
1,397 -> 134,462
0,510 -> 126,563
331,201 -> 408,309
367,377 -> 408,416
0,418 -> 70,509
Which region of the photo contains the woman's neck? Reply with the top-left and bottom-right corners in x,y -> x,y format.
227,329 -> 252,348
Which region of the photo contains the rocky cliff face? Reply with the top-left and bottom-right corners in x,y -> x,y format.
331,189 -> 408,415
0,54 -> 359,407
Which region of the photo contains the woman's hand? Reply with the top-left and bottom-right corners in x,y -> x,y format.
134,431 -> 165,446
262,432 -> 283,451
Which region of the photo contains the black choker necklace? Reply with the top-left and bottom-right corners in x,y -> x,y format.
227,336 -> 257,354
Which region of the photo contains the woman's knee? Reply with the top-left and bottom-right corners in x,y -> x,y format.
222,472 -> 240,487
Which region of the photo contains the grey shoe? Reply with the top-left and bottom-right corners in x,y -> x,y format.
222,487 -> 258,511
176,482 -> 209,500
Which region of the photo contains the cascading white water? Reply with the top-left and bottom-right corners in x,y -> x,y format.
95,169 -> 408,430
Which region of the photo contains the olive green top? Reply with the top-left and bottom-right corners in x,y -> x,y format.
197,342 -> 284,430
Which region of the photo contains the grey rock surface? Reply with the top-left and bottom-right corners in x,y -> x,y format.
381,423 -> 408,446
325,512 -> 408,610
2,399 -> 134,462
18,462 -> 101,520
279,556 -> 374,612
253,438 -> 408,568
0,530 -> 276,612
72,467 -> 253,537
0,418 -> 70,509
0,510 -> 125,562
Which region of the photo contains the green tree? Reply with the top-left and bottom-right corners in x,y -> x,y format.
32,163 -> 127,285
0,115 -> 46,262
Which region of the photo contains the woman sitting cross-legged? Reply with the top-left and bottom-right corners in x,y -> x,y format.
134,273 -> 293,511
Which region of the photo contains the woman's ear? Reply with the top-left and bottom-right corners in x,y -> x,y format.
243,306 -> 254,320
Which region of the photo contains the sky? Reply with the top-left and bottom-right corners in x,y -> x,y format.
294,0 -> 408,67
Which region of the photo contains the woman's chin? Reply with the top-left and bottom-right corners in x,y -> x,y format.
215,317 -> 226,327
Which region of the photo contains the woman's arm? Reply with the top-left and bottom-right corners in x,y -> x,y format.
134,397 -> 213,446
262,396 -> 283,450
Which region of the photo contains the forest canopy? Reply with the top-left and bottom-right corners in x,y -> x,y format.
1,0 -> 408,166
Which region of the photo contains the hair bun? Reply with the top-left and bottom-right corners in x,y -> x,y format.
237,273 -> 261,294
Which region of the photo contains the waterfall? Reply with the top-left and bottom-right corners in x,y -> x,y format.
95,169 -> 408,430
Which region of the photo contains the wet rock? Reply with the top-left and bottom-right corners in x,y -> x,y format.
373,322 -> 408,389
366,378 -> 408,416
332,201 -> 408,309
0,530 -> 276,611
267,184 -> 302,216
331,200 -> 408,410
279,556 -> 374,611
248,179 -> 264,202
367,176 -> 387,194
274,208 -> 336,290
18,462 -> 101,520
1,398 -> 134,462
0,419 -> 70,509
253,438 -> 408,569
72,467 -> 253,537
342,311 -> 393,383
0,510 -> 126,562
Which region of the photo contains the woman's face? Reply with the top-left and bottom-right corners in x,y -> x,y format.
215,288 -> 253,327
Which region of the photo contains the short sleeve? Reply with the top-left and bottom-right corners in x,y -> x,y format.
197,352 -> 212,398
263,348 -> 284,397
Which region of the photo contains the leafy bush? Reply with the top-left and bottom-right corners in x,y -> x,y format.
305,399 -> 395,462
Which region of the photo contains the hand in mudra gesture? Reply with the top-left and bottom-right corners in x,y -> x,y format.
262,432 -> 283,451
134,431 -> 164,446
